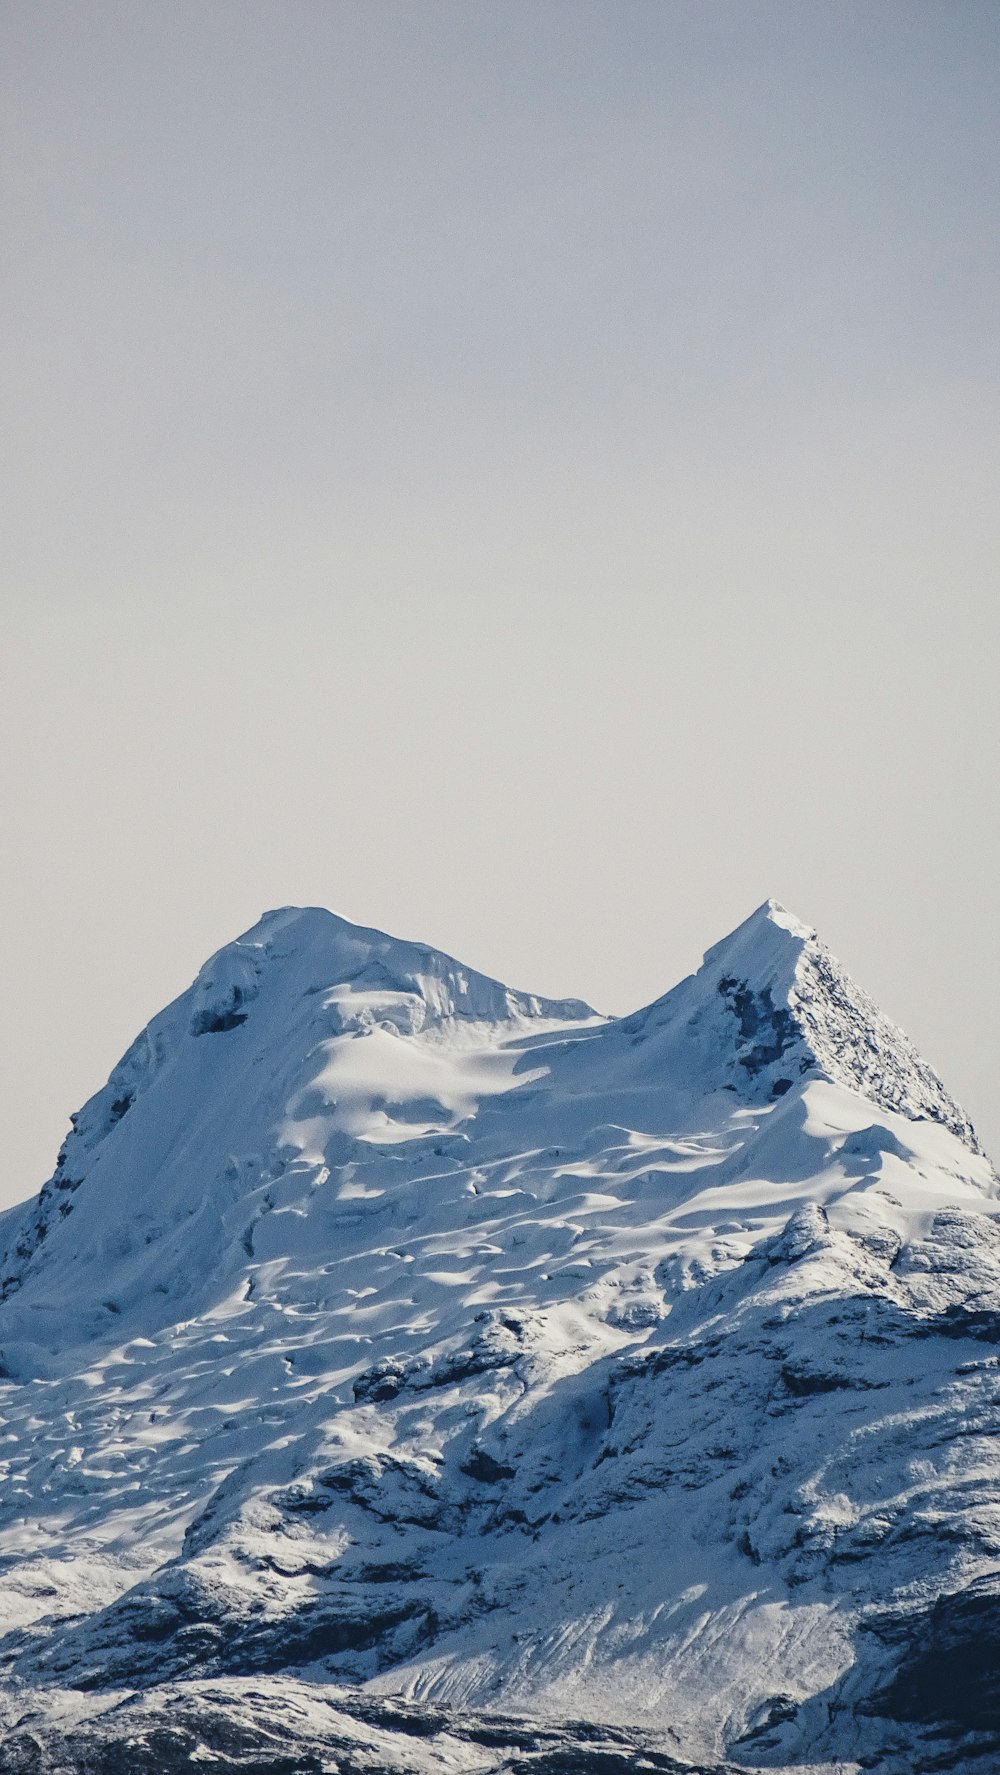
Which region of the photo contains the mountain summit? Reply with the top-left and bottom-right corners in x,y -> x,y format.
623,898 -> 982,1146
0,903 -> 996,1774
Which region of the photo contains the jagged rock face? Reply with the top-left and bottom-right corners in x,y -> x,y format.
790,926 -> 982,1150
621,900 -> 981,1148
0,901 -> 995,1773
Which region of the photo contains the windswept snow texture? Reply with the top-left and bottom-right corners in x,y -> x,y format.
0,900 -> 996,1773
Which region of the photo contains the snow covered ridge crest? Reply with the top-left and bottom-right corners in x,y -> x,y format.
38,897 -> 990,1189
0,898 -> 987,1304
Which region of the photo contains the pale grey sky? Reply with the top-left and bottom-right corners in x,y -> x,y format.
2,1 -> 998,1206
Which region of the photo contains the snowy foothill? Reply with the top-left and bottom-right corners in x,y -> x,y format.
0,900 -> 996,1772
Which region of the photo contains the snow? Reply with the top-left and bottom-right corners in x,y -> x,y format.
0,899 -> 995,1771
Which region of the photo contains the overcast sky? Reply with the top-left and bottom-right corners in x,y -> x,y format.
2,1 -> 998,1206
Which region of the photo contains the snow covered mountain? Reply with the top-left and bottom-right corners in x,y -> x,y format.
0,901 -> 996,1774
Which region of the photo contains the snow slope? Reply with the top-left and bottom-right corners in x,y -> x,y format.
0,901 -> 996,1773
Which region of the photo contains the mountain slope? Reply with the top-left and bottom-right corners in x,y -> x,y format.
0,901 -> 995,1774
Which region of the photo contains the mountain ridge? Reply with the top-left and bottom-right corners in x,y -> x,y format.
0,900 -> 995,1774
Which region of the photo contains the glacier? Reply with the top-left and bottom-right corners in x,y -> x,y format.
0,900 -> 996,1773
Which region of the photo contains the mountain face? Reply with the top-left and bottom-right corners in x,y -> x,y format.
0,901 -> 996,1774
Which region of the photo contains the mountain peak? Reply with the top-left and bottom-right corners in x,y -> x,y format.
700,895 -> 815,985
1,897 -> 997,1770
633,898 -> 983,1152
3,898 -> 986,1323
204,902 -> 596,1032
